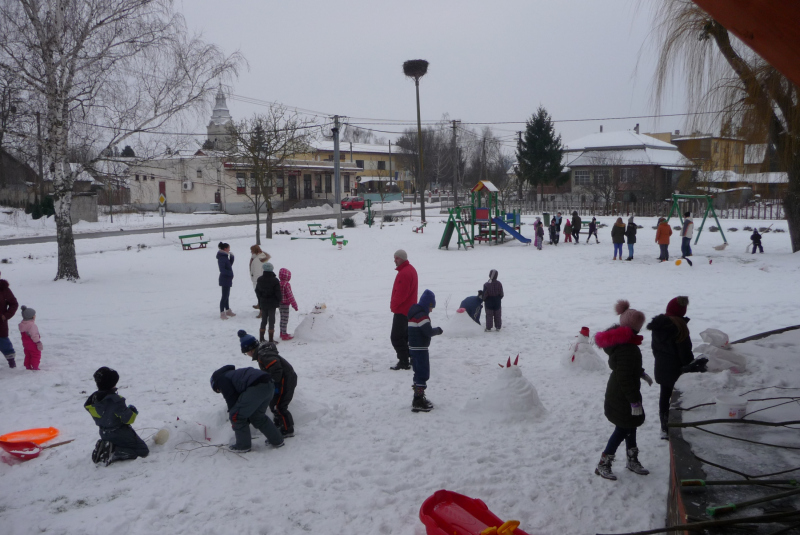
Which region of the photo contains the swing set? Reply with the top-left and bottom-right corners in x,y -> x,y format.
665,193 -> 727,245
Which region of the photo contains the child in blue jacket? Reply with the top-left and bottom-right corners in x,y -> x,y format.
407,289 -> 443,412
84,367 -> 149,466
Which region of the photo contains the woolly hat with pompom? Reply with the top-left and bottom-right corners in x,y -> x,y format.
666,296 -> 689,317
237,329 -> 259,353
615,299 -> 645,332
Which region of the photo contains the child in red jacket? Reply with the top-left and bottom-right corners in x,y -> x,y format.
18,306 -> 42,370
279,268 -> 299,341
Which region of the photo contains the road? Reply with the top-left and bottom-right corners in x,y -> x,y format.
0,205 -> 431,246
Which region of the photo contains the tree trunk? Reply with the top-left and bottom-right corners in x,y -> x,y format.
255,206 -> 261,246
266,201 -> 273,239
54,193 -> 79,280
785,190 -> 800,253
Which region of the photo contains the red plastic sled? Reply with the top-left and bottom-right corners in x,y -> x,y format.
420,490 -> 531,535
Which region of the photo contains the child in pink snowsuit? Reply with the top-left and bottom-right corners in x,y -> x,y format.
18,306 -> 42,370
278,268 -> 299,341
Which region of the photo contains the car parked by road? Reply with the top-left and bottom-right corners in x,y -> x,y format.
341,197 -> 365,210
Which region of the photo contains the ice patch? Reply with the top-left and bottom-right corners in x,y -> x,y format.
466,365 -> 547,422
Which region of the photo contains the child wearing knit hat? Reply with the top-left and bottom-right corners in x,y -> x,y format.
593,299 -> 652,481
18,306 -> 43,370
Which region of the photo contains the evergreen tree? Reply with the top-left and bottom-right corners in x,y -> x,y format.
516,106 -> 564,201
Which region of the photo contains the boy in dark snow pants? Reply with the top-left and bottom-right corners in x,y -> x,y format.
587,217 -> 599,243
84,367 -> 149,466
238,330 -> 297,437
210,364 -> 285,452
407,290 -> 443,412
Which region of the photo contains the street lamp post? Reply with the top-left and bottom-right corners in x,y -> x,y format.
403,59 -> 429,222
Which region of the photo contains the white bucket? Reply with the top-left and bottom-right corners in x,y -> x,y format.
716,395 -> 747,419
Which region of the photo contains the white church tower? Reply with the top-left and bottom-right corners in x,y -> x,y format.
206,86 -> 234,150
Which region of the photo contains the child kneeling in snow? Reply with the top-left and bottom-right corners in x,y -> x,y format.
408,290 -> 443,412
18,306 -> 43,370
84,367 -> 149,466
594,300 -> 652,481
210,364 -> 285,452
238,330 -> 297,438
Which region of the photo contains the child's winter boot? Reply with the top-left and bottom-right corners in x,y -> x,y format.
595,453 -> 617,480
220,312 -> 228,320
226,309 -> 236,317
259,329 -> 266,342
659,412 -> 669,440
411,385 -> 433,412
6,355 -> 15,368
280,332 -> 293,341
626,447 -> 649,475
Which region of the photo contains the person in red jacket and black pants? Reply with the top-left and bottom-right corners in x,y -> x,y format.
389,249 -> 418,370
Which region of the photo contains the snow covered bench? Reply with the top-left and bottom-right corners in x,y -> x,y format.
308,223 -> 327,235
179,233 -> 210,250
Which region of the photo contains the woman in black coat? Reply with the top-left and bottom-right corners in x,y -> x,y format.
594,300 -> 652,481
217,242 -> 235,319
647,296 -> 704,440
624,216 -> 637,261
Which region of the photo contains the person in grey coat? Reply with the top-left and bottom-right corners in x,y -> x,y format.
84,367 -> 149,466
210,364 -> 285,452
624,215 -> 637,261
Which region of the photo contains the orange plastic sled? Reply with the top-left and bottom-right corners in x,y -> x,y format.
0,427 -> 59,445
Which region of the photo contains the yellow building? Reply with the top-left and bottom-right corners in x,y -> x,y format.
645,131 -> 745,173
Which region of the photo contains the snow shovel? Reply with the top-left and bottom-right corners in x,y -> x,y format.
0,439 -> 74,461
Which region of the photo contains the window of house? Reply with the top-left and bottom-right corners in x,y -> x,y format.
277,175 -> 284,195
250,172 -> 258,195
594,169 -> 610,185
236,172 -> 246,194
574,170 -> 591,186
196,169 -> 202,179
344,175 -> 351,193
714,141 -> 719,153
314,175 -> 322,193
620,168 -> 635,183
377,160 -> 386,171
150,175 -> 154,181
340,154 -> 346,161
325,174 -> 332,193
355,160 -> 364,169
135,174 -> 139,181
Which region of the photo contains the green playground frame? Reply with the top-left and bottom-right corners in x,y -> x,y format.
665,193 -> 727,245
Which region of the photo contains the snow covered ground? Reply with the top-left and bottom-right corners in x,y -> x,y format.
0,213 -> 797,534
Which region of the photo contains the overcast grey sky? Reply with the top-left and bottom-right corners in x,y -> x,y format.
178,0 -> 688,150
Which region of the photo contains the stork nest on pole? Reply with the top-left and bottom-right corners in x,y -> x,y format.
403,59 -> 429,80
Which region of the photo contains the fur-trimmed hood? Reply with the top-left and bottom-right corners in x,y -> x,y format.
595,325 -> 643,348
0,279 -> 8,291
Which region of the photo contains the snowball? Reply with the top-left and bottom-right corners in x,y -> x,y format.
153,428 -> 170,445
700,328 -> 730,348
466,365 -> 547,422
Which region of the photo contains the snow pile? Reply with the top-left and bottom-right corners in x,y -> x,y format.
695,328 -> 747,373
561,333 -> 606,371
441,309 -> 484,338
466,363 -> 547,422
292,305 -> 350,343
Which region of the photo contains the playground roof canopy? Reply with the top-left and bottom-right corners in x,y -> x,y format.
471,180 -> 499,193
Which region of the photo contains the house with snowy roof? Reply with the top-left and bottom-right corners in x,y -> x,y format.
563,130 -> 693,202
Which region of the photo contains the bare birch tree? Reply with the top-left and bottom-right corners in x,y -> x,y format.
0,0 -> 243,279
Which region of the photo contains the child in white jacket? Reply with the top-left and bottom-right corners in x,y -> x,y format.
18,306 -> 42,370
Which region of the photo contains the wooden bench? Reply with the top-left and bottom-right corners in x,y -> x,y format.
413,221 -> 428,233
179,233 -> 210,250
308,223 -> 327,235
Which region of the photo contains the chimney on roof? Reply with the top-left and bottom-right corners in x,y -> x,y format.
634,123 -> 640,134
675,129 -> 680,136
600,125 -> 603,133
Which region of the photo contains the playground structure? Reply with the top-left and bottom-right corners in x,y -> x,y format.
439,181 -> 530,250
665,193 -> 727,245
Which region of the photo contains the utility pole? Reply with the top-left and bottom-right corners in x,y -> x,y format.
481,137 -> 487,181
451,119 -> 460,207
333,115 -> 342,229
517,131 -> 523,202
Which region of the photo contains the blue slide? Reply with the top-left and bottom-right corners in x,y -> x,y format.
492,217 -> 531,244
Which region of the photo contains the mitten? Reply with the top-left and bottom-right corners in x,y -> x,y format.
293,305 -> 298,311
681,357 -> 708,374
36,341 -> 43,351
641,372 -> 653,386
128,405 -> 138,414
630,402 -> 643,416
434,327 -> 443,335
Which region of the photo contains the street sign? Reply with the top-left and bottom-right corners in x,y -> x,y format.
158,193 -> 166,206
158,207 -> 166,217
